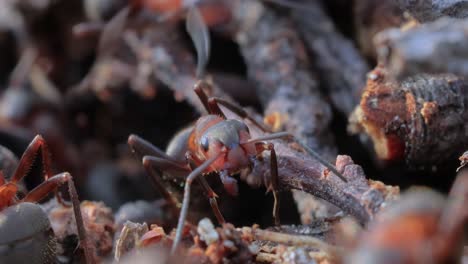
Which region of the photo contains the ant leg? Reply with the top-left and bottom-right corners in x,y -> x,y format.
172,153 -> 222,254
197,176 -> 226,224
142,156 -> 187,217
194,81 -> 270,131
187,152 -> 226,224
11,135 -> 52,183
130,135 -> 220,224
193,80 -> 226,118
22,173 -> 95,262
194,80 -> 270,132
128,134 -> 175,161
67,176 -> 95,263
209,97 -> 271,132
129,135 -> 190,217
10,135 -> 70,206
255,142 -> 280,226
21,172 -> 71,203
247,132 -> 347,182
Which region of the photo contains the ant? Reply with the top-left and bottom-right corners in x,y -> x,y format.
126,4 -> 347,254
0,135 -> 93,263
129,80 -> 347,254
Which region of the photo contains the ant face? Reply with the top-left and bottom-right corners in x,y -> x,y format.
194,116 -> 256,172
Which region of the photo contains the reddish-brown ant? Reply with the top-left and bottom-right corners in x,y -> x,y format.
128,79 -> 347,254
0,135 -> 93,263
125,3 -> 347,254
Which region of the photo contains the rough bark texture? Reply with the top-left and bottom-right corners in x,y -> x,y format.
229,0 -> 338,222
292,2 -> 370,116
247,135 -> 400,224
350,66 -> 468,166
232,0 -> 335,161
395,0 -> 468,22
375,17 -> 468,80
219,1 -> 398,224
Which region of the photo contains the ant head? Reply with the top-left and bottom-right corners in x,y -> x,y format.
194,115 -> 256,171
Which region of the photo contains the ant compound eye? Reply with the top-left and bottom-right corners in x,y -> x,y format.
200,136 -> 209,151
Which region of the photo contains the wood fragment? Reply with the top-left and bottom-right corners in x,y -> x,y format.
114,221 -> 149,261
232,1 -> 335,154
224,0 -> 398,224
375,17 -> 468,80
350,66 -> 468,166
227,0 -> 345,223
292,2 -> 370,116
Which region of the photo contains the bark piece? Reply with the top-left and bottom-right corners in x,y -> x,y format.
350,66 -> 468,166
230,0 -> 339,223
292,2 -> 370,116
376,17 -> 468,80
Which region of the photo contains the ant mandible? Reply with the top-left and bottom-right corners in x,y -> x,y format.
129,79 -> 347,254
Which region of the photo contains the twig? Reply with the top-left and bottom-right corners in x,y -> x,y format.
375,17 -> 468,80
232,0 -> 336,155
228,0 -> 341,223
292,2 -> 369,116
227,0 -> 398,223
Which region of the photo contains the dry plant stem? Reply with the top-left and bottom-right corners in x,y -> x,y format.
68,179 -> 95,264
395,0 -> 468,22
292,2 -> 369,116
350,66 -> 468,165
376,18 -> 468,80
252,149 -> 396,223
